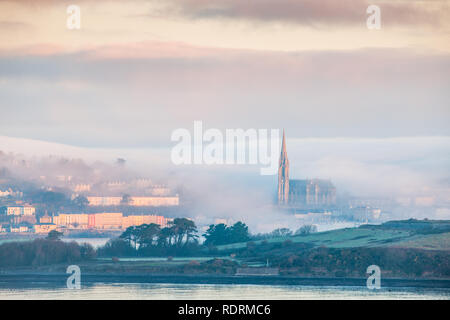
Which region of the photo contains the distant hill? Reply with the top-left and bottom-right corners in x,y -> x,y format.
215,219 -> 450,252
212,219 -> 450,279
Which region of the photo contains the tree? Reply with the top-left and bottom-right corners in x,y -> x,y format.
72,195 -> 89,211
0,239 -> 95,267
138,223 -> 161,248
119,224 -> 162,250
98,238 -> 134,257
295,225 -> 318,235
157,227 -> 174,247
203,222 -> 250,246
121,194 -> 131,205
271,228 -> 293,238
229,222 -> 250,243
114,218 -> 200,254
32,191 -> 68,214
171,218 -> 198,247
119,226 -> 139,250
80,243 -> 96,259
46,230 -> 63,241
203,224 -> 229,246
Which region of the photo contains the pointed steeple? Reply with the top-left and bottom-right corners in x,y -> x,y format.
278,129 -> 289,206
279,129 -> 288,166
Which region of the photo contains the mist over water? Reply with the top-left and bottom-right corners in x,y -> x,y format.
1,135 -> 449,233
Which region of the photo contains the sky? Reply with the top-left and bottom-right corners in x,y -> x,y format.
0,0 -> 449,147
0,0 -> 449,224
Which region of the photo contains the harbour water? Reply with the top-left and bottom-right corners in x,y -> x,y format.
62,237 -> 111,248
0,283 -> 448,300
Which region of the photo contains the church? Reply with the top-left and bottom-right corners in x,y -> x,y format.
277,131 -> 336,209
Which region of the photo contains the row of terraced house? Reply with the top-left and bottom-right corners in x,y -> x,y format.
0,206 -> 173,234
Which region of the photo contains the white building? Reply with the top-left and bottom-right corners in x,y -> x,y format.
74,184 -> 91,192
87,196 -> 179,207
4,206 -> 36,216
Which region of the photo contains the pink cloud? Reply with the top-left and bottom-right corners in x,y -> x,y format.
168,0 -> 449,27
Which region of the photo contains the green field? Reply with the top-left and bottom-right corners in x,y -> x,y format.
388,232 -> 450,250
215,220 -> 450,252
2,220 -> 448,279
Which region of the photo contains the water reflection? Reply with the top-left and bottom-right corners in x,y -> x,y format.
0,283 -> 448,300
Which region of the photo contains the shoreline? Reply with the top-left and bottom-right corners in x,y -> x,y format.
1,273 -> 449,289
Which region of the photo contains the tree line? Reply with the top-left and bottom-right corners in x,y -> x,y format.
120,217 -> 198,249
98,219 -> 254,257
203,222 -> 250,246
97,219 -> 317,257
0,236 -> 95,268
251,225 -> 318,241
0,216 -> 319,264
99,217 -> 201,256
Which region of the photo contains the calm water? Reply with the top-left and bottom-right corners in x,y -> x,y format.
0,237 -> 112,248
0,283 -> 448,300
62,237 -> 111,248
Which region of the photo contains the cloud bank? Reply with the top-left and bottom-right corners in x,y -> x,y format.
0,42 -> 449,148
165,0 -> 449,27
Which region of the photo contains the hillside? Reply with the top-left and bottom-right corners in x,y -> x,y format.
215,219 -> 450,252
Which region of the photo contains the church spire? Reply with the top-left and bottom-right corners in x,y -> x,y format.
278,129 -> 289,206
279,129 -> 288,165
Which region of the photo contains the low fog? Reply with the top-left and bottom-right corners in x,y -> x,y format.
0,134 -> 449,233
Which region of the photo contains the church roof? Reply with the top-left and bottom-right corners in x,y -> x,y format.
290,179 -> 335,189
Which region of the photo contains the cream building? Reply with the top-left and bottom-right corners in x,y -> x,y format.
4,206 -> 36,216
74,184 -> 91,192
87,197 -> 122,206
91,212 -> 123,230
129,196 -> 179,206
53,213 -> 90,228
50,213 -> 172,231
34,223 -> 57,234
87,196 -> 179,207
122,215 -> 172,228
